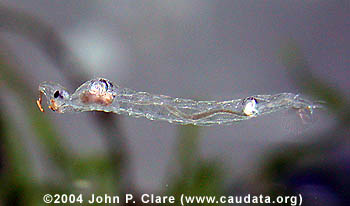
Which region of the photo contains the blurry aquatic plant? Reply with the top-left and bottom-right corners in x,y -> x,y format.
252,41 -> 350,206
280,41 -> 350,123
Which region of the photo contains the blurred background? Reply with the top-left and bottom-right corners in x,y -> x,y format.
0,1 -> 349,205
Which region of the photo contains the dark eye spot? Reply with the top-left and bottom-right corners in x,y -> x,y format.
54,90 -> 60,98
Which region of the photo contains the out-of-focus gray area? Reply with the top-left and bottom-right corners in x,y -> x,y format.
0,0 -> 349,200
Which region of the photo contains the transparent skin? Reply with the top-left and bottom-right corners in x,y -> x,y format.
37,78 -> 324,126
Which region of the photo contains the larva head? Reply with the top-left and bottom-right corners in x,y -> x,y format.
37,81 -> 70,113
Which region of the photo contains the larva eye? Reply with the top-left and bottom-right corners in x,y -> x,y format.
54,90 -> 68,99
54,90 -> 60,98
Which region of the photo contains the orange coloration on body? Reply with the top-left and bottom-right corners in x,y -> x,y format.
36,91 -> 60,112
36,91 -> 45,112
80,90 -> 114,106
36,92 -> 59,112
48,99 -> 59,111
36,99 -> 44,112
79,79 -> 115,106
